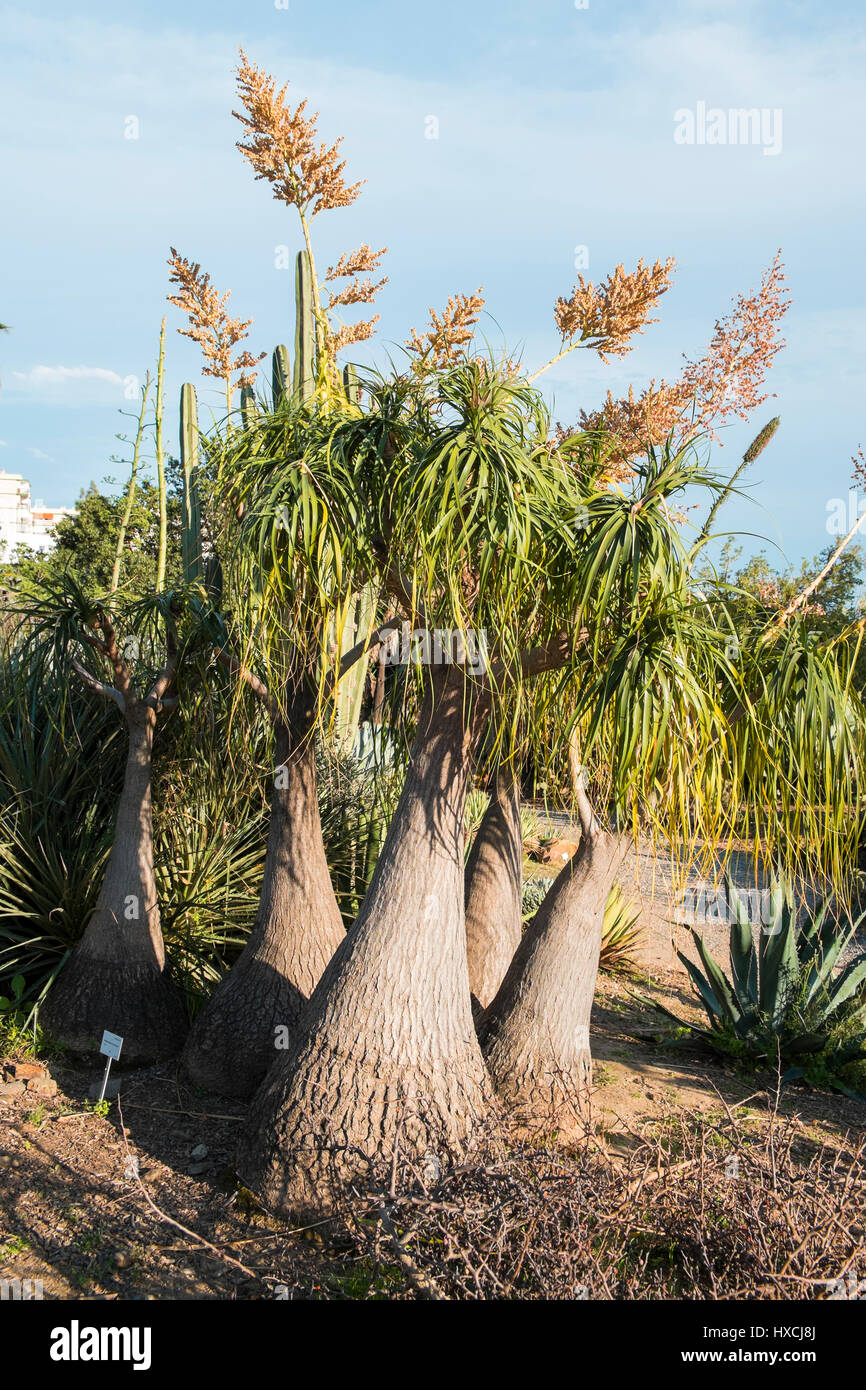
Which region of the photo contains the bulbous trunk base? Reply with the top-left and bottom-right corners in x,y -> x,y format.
41,955 -> 187,1063
237,1033 -> 495,1221
237,671 -> 496,1220
180,711 -> 345,1099
465,771 -> 523,1013
480,830 -> 627,1139
41,706 -> 186,1064
181,957 -> 307,1099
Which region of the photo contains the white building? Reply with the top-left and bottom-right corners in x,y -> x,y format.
0,470 -> 76,560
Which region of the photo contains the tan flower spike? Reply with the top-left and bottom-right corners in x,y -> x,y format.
577,254 -> 790,469
329,319 -> 381,353
406,289 -> 485,371
234,50 -> 362,218
166,248 -> 265,412
554,257 -> 676,363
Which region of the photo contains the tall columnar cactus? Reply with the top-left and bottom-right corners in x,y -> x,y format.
179,382 -> 203,586
272,344 -> 291,408
335,583 -> 376,752
240,384 -> 259,430
293,250 -> 315,402
343,363 -> 361,406
333,370 -> 369,749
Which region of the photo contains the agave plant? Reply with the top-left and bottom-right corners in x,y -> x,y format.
521,875 -> 549,922
656,873 -> 866,1096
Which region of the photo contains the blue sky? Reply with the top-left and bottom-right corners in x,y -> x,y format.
1,0 -> 864,568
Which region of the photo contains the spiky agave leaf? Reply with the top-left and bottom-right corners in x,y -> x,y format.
727,874 -> 758,1013
758,887 -> 800,1027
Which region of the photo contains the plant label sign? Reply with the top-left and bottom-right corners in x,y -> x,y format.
100,1030 -> 123,1060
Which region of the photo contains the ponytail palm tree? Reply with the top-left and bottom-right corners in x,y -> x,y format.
472,443 -> 744,1118
481,442 -> 866,1129
23,579 -> 190,1060
481,596 -> 745,1125
238,365 -> 739,1214
180,394 -> 382,1095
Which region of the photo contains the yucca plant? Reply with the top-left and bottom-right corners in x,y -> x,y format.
599,884 -> 643,973
465,789 -> 490,850
0,641 -> 124,998
654,873 -> 866,1096
155,786 -> 268,1016
318,745 -> 404,927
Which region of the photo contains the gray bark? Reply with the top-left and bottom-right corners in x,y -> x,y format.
181,697 -> 345,1098
479,827 -> 627,1134
42,706 -> 187,1062
464,770 -> 523,1013
237,669 -> 496,1219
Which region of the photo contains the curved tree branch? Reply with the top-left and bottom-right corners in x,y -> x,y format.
71,657 -> 126,712
216,648 -> 279,721
568,725 -> 600,840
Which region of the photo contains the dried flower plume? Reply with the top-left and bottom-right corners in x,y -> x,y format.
554,257 -> 675,363
234,55 -> 388,372
167,249 -> 265,396
406,290 -> 485,370
234,50 -> 362,218
579,253 -> 790,469
324,244 -> 388,353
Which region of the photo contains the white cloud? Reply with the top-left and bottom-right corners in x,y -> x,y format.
7,365 -> 129,404
27,445 -> 54,461
13,365 -> 123,387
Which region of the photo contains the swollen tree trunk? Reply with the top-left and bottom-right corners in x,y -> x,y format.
42,706 -> 187,1062
181,697 -> 345,1098
479,826 -> 627,1135
464,769 -> 523,1013
237,669 -> 496,1220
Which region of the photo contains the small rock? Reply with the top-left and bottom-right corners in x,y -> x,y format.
88,1080 -> 122,1101
9,1061 -> 46,1080
187,1162 -> 209,1176
25,1077 -> 57,1097
421,1154 -> 441,1185
0,1081 -> 25,1100
538,838 -> 580,865
190,1143 -> 208,1161
113,1249 -> 132,1269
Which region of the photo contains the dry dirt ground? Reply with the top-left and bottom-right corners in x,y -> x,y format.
1,962 -> 864,1302
2,840 -> 864,1301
